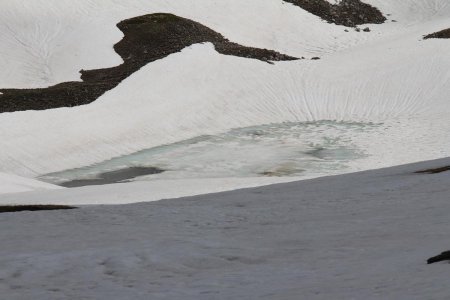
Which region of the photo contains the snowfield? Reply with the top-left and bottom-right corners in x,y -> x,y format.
0,172 -> 61,195
2,158 -> 450,299
0,176 -> 296,206
1,0 -> 450,298
0,0 -> 449,185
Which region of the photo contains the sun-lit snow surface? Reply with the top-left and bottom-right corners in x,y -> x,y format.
0,0 -> 450,192
2,158 -> 450,299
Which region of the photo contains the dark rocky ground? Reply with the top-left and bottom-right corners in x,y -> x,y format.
427,251 -> 450,264
424,28 -> 450,39
283,0 -> 386,27
415,166 -> 450,174
0,205 -> 76,213
0,13 -> 297,113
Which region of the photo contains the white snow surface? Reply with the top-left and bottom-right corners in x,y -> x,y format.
1,1 -> 450,298
0,172 -> 61,195
1,158 -> 450,299
0,177 -> 296,206
0,0 -> 450,191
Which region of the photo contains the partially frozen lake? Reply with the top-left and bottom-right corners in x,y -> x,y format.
41,121 -> 382,186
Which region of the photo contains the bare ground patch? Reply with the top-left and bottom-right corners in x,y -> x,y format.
0,205 -> 76,213
427,251 -> 450,264
0,13 -> 297,113
415,166 -> 450,174
424,28 -> 450,39
283,0 -> 386,27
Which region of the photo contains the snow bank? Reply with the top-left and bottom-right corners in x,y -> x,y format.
0,176 -> 296,206
1,157 -> 450,299
0,172 -> 61,195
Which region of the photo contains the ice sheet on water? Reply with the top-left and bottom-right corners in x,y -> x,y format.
40,121 -> 382,186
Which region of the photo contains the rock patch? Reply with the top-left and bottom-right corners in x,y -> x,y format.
427,251 -> 450,264
0,205 -> 76,213
0,13 -> 297,113
283,0 -> 386,27
424,28 -> 450,39
415,166 -> 450,174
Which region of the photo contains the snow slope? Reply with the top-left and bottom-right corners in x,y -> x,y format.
1,158 -> 450,299
0,176 -> 296,206
0,0 -> 449,191
1,0 -> 448,89
0,172 -> 61,195
1,2 -> 450,298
